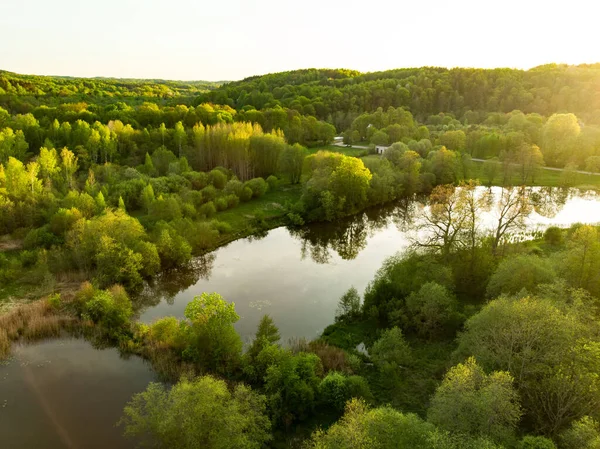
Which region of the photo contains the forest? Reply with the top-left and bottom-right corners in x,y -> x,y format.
3,65 -> 600,448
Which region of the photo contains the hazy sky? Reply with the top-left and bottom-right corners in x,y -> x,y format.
2,0 -> 599,81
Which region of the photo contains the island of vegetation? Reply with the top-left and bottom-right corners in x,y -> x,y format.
3,65 -> 600,448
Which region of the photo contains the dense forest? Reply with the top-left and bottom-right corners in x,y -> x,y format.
3,65 -> 600,448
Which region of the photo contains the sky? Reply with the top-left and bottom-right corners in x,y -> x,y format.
1,0 -> 599,81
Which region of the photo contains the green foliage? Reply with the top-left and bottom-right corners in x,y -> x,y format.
363,252 -> 453,324
183,292 -> 242,374
519,436 -> 557,449
335,286 -> 361,322
75,283 -> 133,337
119,375 -> 271,449
428,357 -> 521,444
319,372 -> 373,413
560,416 -> 600,449
264,350 -> 323,427
370,327 -> 411,373
405,282 -> 462,339
544,226 -> 564,246
457,295 -> 600,436
244,177 -> 268,198
486,255 -> 556,298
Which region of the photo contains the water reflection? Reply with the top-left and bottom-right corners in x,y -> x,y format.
135,254 -> 216,310
289,201 -> 413,264
529,187 -> 569,218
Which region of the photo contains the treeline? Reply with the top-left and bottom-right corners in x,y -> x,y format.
343,106 -> 599,172
0,69 -> 219,110
199,65 -> 600,125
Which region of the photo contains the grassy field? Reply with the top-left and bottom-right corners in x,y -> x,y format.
360,154 -> 600,189
214,183 -> 302,232
470,160 -> 600,189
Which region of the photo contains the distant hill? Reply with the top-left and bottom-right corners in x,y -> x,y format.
198,64 -> 600,125
0,69 -> 222,110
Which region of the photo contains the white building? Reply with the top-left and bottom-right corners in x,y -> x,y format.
375,145 -> 388,155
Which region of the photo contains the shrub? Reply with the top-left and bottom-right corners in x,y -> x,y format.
266,175 -> 278,190
319,372 -> 349,412
199,201 -> 216,218
245,177 -> 268,198
211,220 -> 232,234
48,293 -> 61,309
224,179 -> 244,197
215,197 -> 228,211
519,436 -> 556,449
240,186 -> 253,202
225,194 -> 239,209
201,185 -> 217,202
209,169 -> 227,189
80,284 -> 133,336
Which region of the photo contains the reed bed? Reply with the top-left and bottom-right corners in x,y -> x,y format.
0,297 -> 79,359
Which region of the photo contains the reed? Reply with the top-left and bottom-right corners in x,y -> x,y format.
0,296 -> 78,359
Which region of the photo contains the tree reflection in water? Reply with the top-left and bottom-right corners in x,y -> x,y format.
289,200 -> 414,264
134,253 -> 216,310
529,186 -> 569,218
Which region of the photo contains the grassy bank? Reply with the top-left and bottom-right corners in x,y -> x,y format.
470,160 -> 600,189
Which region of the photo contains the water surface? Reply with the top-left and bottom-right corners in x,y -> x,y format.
0,339 -> 156,449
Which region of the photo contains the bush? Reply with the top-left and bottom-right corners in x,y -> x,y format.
148,316 -> 188,350
215,197 -> 228,211
519,436 -> 556,449
245,177 -> 268,198
48,293 -> 62,309
77,283 -> 133,336
240,186 -> 253,202
224,179 -> 244,197
209,169 -> 227,189
319,372 -> 349,412
24,225 -> 59,249
266,175 -> 278,190
201,185 -> 217,202
211,220 -> 232,234
199,201 -> 216,218
225,194 -> 239,209
185,171 -> 209,190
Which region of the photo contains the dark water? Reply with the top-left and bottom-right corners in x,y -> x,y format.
3,188 -> 600,449
0,339 -> 155,449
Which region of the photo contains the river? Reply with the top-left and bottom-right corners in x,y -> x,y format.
2,187 -> 600,448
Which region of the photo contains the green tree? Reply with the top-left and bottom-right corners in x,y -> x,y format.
279,143 -> 307,184
405,282 -> 461,339
184,292 -> 242,374
60,147 -> 78,189
335,287 -> 361,322
264,350 -> 322,427
428,357 -> 521,444
370,327 -> 411,373
120,375 -> 271,449
457,295 -> 600,436
560,416 -> 600,449
542,113 -> 580,167
486,255 -> 556,298
483,157 -> 501,186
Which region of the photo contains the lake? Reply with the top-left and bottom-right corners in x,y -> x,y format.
2,187 -> 600,448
